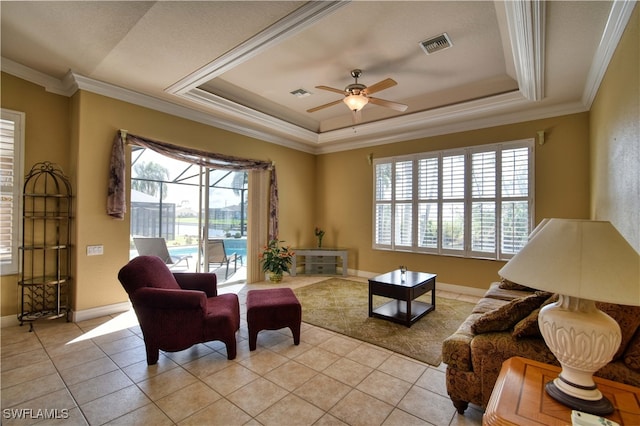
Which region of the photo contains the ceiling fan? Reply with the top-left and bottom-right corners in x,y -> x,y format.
307,69 -> 408,118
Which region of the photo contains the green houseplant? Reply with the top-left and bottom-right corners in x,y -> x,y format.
259,239 -> 294,282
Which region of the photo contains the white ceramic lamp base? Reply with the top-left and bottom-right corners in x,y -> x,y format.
538,295 -> 621,416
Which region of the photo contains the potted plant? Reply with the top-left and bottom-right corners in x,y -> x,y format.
259,239 -> 294,282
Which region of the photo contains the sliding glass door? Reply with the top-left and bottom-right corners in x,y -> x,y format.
130,146 -> 248,279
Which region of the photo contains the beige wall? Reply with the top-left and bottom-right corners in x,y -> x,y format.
317,113 -> 591,290
70,91 -> 317,312
3,3 -> 636,316
590,5 -> 639,252
0,74 -> 71,318
0,79 -> 317,316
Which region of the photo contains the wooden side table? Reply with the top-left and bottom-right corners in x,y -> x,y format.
484,357 -> 640,426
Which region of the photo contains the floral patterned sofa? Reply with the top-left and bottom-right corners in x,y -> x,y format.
441,280 -> 640,414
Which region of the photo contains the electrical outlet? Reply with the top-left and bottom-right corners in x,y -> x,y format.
87,245 -> 104,256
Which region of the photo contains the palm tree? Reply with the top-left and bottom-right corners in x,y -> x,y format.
231,171 -> 248,197
132,161 -> 170,199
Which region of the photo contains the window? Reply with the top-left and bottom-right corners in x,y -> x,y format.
130,147 -> 249,272
373,139 -> 534,260
1,110 -> 25,275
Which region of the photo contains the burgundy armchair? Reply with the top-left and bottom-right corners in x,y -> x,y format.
117,255 -> 240,365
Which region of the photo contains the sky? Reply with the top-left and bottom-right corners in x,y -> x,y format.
131,148 -> 243,209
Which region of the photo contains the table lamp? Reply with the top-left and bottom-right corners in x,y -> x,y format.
498,219 -> 640,415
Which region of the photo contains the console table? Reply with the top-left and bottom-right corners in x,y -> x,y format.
290,248 -> 348,277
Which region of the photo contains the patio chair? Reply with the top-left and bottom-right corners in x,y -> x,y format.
133,237 -> 190,270
203,239 -> 241,279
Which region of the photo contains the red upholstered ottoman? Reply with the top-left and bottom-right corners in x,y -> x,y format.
246,288 -> 301,351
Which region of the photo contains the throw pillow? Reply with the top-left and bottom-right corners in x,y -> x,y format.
498,277 -> 535,292
512,294 -> 559,338
624,329 -> 640,373
596,302 -> 640,361
471,291 -> 552,335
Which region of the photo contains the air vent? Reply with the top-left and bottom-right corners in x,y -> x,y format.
419,33 -> 452,55
290,88 -> 311,98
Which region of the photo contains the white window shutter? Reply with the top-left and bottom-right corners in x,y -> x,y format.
471,151 -> 496,253
0,111 -> 24,275
372,141 -> 532,260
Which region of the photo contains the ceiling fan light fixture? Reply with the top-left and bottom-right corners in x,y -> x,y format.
343,94 -> 369,111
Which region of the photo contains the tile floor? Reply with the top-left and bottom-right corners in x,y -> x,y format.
1,276 -> 484,425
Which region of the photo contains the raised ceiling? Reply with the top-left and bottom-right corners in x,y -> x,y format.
1,1 -> 633,153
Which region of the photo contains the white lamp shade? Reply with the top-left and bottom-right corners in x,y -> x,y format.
499,219 -> 640,305
343,94 -> 369,111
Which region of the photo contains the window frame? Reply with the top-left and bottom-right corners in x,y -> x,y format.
1,109 -> 26,276
372,138 -> 534,261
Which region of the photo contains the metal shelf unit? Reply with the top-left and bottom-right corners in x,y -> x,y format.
19,162 -> 72,330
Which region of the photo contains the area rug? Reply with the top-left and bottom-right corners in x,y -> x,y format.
293,278 -> 474,366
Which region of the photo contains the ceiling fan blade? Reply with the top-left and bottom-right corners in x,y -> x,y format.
368,97 -> 408,112
307,99 -> 344,113
315,85 -> 346,95
363,78 -> 397,95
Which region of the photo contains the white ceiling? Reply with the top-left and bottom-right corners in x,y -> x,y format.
1,1 -> 634,153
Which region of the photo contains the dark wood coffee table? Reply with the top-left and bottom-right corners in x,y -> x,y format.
368,269 -> 436,327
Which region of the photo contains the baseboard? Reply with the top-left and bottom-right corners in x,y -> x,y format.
1,302 -> 132,328
72,302 -> 131,323
1,314 -> 20,328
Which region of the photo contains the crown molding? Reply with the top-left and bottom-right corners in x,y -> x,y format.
66,68 -> 592,154
0,58 -> 314,152
314,97 -> 589,154
582,0 -> 636,108
0,0 -> 625,156
0,61 -> 590,155
317,91 -> 526,146
68,71 -> 317,153
183,88 -> 318,145
503,0 -> 545,101
1,58 -> 72,96
166,1 -> 348,95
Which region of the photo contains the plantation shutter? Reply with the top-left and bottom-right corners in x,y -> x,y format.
374,162 -> 392,246
372,139 -> 532,259
0,112 -> 23,275
501,147 -> 531,255
394,160 -> 413,247
441,154 -> 465,252
418,157 -> 438,249
471,150 -> 496,254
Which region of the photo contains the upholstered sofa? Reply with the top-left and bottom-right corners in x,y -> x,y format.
442,280 -> 640,414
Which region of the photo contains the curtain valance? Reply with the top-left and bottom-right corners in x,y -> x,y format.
125,133 -> 273,171
107,131 -> 279,239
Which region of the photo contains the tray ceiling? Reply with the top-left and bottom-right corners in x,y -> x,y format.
1,1 -> 630,153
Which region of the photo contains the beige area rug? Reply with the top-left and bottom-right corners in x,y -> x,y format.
293,278 -> 474,366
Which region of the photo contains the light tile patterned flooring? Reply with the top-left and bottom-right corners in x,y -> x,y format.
1,276 -> 483,425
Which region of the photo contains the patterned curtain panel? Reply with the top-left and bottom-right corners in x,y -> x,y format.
107,131 -> 279,239
107,133 -> 127,220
